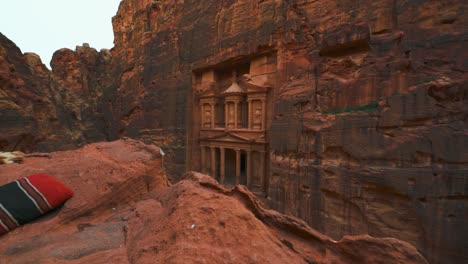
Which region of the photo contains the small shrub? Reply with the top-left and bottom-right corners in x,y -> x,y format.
322,101 -> 379,114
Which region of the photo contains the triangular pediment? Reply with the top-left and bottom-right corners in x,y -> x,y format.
245,83 -> 270,93
240,74 -> 271,89
198,82 -> 217,97
201,132 -> 255,143
242,79 -> 271,94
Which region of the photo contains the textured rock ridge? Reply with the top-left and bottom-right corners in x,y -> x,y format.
0,147 -> 427,263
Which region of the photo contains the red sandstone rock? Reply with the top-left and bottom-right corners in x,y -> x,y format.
0,33 -> 104,152
0,141 -> 426,263
0,138 -> 168,222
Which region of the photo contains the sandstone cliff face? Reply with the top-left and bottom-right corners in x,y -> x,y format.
266,3 -> 468,264
50,44 -> 114,143
0,33 -> 72,151
0,34 -> 113,152
110,1 -> 465,263
0,1 -> 466,263
0,141 -> 427,263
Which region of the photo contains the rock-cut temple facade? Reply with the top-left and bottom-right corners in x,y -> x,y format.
188,53 -> 276,195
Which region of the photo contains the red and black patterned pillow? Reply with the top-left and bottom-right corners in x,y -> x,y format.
0,174 -> 74,235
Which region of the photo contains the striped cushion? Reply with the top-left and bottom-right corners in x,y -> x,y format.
0,174 -> 73,235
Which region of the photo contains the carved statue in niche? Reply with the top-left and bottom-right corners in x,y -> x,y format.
204,107 -> 211,127
229,106 -> 234,118
228,104 -> 234,128
253,108 -> 262,128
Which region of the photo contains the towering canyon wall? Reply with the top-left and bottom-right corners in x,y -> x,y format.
0,1 -> 466,263
0,34 -> 112,152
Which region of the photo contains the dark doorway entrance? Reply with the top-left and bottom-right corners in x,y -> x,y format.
224,149 -> 248,186
240,151 -> 247,185
225,149 -> 236,186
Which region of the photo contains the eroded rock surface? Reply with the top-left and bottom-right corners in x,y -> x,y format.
0,34 -> 111,152
0,142 -> 427,263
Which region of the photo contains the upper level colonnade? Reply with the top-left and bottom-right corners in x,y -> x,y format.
199,71 -> 269,132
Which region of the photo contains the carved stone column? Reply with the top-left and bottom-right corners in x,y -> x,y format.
201,105 -> 205,128
246,150 -> 251,187
235,149 -> 241,185
234,102 -> 238,129
248,100 -> 252,129
220,147 -> 225,184
210,103 -> 215,128
259,150 -> 265,193
201,146 -> 206,174
210,146 -> 216,179
261,99 -> 266,130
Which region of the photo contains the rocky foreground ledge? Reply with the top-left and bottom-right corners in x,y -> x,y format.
0,139 -> 427,263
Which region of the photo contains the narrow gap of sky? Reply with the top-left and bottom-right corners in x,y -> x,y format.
0,0 -> 122,68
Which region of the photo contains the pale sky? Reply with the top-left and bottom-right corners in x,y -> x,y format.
0,0 -> 122,68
